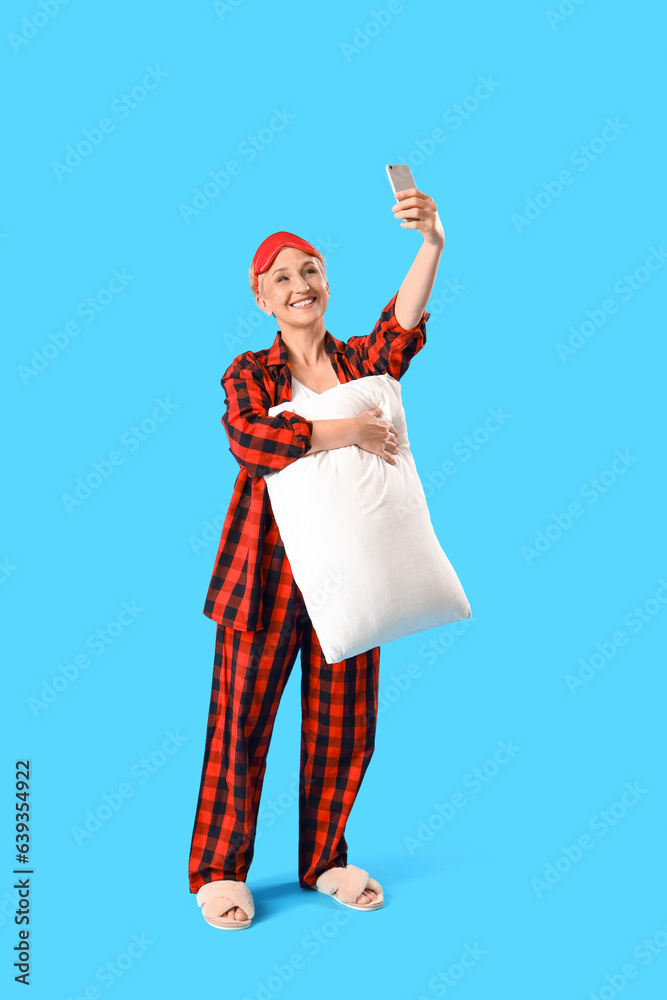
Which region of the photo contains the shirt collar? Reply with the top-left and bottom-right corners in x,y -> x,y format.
266,328 -> 347,369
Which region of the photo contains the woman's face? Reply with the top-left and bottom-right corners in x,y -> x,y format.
256,247 -> 329,326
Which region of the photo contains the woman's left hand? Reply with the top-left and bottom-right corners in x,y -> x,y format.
391,188 -> 445,248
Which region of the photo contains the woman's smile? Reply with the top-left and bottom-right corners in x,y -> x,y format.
290,296 -> 316,309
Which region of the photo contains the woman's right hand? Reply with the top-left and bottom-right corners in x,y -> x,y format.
353,407 -> 400,465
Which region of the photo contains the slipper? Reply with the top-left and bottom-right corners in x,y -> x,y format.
314,864 -> 384,911
196,879 -> 255,930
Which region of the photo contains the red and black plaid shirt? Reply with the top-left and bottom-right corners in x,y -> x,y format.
204,291 -> 430,631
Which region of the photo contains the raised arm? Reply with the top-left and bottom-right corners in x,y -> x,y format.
390,187 -> 445,330
346,291 -> 430,380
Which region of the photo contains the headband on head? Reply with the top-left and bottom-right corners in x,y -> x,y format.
252,231 -> 323,295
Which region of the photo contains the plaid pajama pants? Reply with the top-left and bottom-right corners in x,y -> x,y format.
188,514 -> 381,893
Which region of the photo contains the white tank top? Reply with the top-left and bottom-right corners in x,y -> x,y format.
290,374 -> 342,401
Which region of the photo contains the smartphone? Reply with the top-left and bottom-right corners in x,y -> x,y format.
386,163 -> 416,198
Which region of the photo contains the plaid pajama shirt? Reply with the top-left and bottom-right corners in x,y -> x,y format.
189,291 -> 430,893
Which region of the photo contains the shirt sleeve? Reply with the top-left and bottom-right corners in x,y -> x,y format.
346,291 -> 430,380
221,358 -> 313,479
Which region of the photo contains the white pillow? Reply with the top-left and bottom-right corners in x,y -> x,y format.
265,374 -> 472,664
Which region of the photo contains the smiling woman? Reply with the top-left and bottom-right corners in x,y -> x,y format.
190,197 -> 445,927
249,234 -> 328,301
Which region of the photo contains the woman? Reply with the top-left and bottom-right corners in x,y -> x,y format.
189,187 -> 445,929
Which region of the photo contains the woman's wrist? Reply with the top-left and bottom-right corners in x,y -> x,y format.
423,234 -> 445,251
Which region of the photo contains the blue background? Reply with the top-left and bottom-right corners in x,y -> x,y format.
2,0 -> 666,997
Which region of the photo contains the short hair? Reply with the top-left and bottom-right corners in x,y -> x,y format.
249,252 -> 327,300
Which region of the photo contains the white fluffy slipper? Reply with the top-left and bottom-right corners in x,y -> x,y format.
314,864 -> 384,911
196,879 -> 255,930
